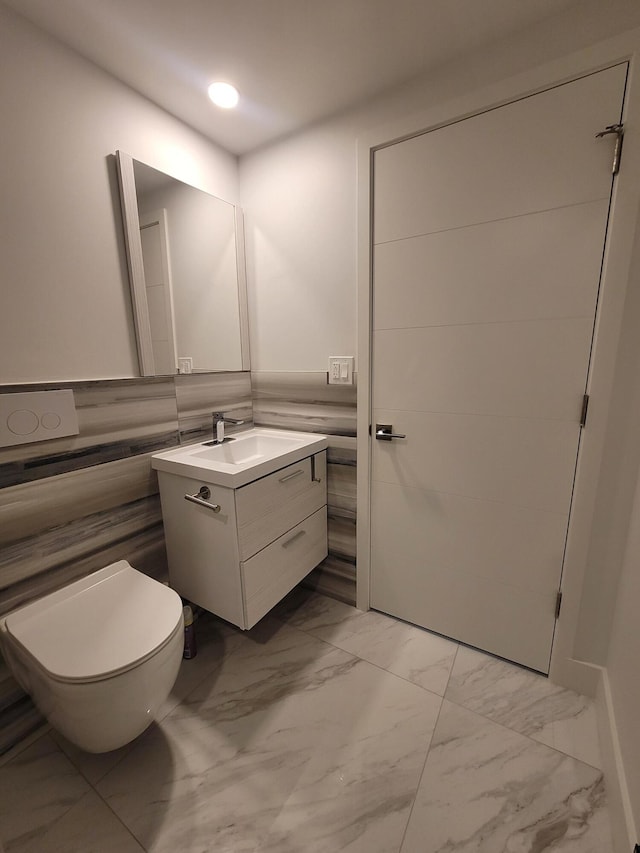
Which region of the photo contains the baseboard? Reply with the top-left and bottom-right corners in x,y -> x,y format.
596,667 -> 638,853
549,654 -> 601,697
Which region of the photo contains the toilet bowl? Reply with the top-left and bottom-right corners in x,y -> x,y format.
0,561 -> 184,753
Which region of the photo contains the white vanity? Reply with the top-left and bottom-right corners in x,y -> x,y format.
152,429 -> 328,629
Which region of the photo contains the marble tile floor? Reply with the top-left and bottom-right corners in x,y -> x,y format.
0,589 -> 612,853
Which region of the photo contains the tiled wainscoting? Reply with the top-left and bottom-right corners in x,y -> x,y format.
0,373 -> 252,755
252,371 -> 357,606
0,370 -> 357,757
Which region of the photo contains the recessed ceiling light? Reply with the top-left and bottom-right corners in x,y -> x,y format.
208,82 -> 239,109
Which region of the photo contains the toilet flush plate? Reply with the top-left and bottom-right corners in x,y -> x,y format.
0,390 -> 79,447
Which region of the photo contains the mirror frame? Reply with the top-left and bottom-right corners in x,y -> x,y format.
116,150 -> 251,376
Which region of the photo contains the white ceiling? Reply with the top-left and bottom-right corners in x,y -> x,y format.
6,0 -> 585,155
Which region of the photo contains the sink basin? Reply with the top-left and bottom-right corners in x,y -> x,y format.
151,428 -> 328,488
194,433 -> 310,466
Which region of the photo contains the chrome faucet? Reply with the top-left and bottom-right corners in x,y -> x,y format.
210,411 -> 245,444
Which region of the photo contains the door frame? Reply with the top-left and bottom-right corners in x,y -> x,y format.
356,30 -> 640,697
139,208 -> 179,374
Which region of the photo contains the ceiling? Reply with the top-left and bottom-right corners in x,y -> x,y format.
6,0 -> 586,155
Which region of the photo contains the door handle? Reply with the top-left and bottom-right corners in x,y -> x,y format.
375,424 -> 407,441
184,486 -> 221,512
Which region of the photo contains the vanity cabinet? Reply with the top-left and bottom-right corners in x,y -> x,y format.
157,451 -> 327,628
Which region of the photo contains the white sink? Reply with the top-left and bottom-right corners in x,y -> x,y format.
151,428 -> 328,488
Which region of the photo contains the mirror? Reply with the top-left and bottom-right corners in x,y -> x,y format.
116,151 -> 250,376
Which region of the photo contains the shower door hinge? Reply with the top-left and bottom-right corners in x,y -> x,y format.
580,394 -> 589,428
595,123 -> 624,175
555,591 -> 563,620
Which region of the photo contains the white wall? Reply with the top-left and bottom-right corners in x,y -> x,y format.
240,122 -> 358,372
606,465 -> 640,833
587,199 -> 640,840
0,3 -> 238,384
574,201 -> 640,666
240,0 -> 640,372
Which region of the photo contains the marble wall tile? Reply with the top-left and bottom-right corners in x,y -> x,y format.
0,371 -> 252,608
174,372 -> 253,443
328,514 -> 357,563
0,454 -> 159,547
0,372 -> 250,755
302,554 -> 356,604
0,688 -> 43,759
0,518 -> 168,620
327,446 -> 357,519
252,371 -> 357,605
252,371 -> 357,436
0,370 -> 352,755
0,497 -> 163,601
0,379 -> 179,488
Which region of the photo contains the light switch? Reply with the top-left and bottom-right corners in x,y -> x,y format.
0,390 -> 79,448
328,356 -> 354,385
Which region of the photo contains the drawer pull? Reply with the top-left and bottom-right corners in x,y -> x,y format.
184,486 -> 221,513
279,468 -> 304,483
282,529 -> 306,548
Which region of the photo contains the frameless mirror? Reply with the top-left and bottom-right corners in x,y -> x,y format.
116,151 -> 250,376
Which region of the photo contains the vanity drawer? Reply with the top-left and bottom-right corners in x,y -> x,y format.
235,452 -> 326,560
242,506 -> 328,629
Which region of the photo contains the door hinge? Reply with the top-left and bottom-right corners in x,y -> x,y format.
580,394 -> 589,428
596,123 -> 624,175
555,591 -> 563,620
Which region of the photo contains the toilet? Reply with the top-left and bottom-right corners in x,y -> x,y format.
0,561 -> 184,753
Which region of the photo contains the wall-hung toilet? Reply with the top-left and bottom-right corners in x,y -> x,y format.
0,561 -> 184,753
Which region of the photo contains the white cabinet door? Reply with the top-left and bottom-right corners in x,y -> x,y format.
370,64 -> 627,673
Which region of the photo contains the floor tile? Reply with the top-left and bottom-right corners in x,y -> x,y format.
258,665 -> 441,852
0,593 -> 613,853
276,588 -> 458,696
0,734 -> 89,852
445,645 -> 602,768
52,610 -> 244,786
50,730 -> 136,788
401,700 -> 611,852
96,618 -> 441,852
19,789 -> 145,853
155,609 -> 245,721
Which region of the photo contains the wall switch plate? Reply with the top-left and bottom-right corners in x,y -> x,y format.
328,356 -> 354,385
0,390 -> 79,448
178,357 -> 193,374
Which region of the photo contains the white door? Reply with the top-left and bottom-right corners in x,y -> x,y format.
370,65 -> 627,673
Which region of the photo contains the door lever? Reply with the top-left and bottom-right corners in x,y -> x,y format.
184,486 -> 221,512
375,424 -> 407,441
